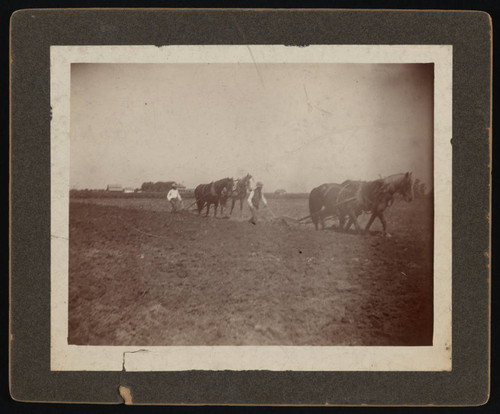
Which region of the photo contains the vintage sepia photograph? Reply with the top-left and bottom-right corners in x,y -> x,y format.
50,45 -> 452,372
69,62 -> 433,346
11,9 -> 491,405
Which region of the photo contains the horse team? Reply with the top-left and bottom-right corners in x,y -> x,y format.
308,172 -> 414,237
193,172 -> 414,237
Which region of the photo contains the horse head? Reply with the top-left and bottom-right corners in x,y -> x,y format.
235,173 -> 250,193
231,178 -> 238,192
224,177 -> 235,196
401,172 -> 414,202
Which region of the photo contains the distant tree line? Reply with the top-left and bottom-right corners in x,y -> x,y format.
140,181 -> 176,192
70,189 -> 166,199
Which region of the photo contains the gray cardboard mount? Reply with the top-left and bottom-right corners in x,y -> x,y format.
10,9 -> 491,405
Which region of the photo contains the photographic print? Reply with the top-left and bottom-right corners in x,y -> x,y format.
69,62 -> 433,347
50,45 -> 452,372
11,9 -> 491,405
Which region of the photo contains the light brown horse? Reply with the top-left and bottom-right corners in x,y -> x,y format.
229,174 -> 252,217
337,172 -> 414,236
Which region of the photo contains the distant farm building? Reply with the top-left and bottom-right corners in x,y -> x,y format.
123,187 -> 135,193
274,189 -> 287,196
106,184 -> 123,192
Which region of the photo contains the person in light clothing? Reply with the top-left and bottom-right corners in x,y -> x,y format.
247,178 -> 267,224
167,183 -> 183,213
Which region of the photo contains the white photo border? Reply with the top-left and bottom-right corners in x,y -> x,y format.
50,45 -> 452,372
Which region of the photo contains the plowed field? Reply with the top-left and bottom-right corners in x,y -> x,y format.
68,197 -> 433,346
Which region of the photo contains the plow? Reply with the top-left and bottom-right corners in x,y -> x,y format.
179,194 -> 359,226
254,195 -> 359,227
295,196 -> 358,223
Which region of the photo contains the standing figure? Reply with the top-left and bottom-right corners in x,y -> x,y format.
247,179 -> 267,224
218,186 -> 230,216
167,183 -> 183,213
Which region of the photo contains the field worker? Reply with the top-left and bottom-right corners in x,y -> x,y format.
252,182 -> 268,210
218,186 -> 229,216
167,183 -> 183,213
247,178 -> 268,224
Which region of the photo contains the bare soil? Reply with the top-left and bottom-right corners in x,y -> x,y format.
68,197 -> 433,346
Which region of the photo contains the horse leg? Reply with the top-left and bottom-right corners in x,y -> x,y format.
344,217 -> 353,231
319,213 -> 325,230
349,211 -> 362,233
364,213 -> 377,235
378,213 -> 391,237
341,211 -> 354,231
214,202 -> 218,218
338,215 -> 346,231
205,203 -> 210,217
311,213 -> 319,230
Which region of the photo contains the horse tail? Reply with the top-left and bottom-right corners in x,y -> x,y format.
309,186 -> 326,227
194,184 -> 205,212
194,184 -> 202,200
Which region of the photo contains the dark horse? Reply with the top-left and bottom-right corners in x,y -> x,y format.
217,181 -> 237,216
229,173 -> 252,217
308,183 -> 343,230
337,172 -> 414,236
194,177 -> 234,217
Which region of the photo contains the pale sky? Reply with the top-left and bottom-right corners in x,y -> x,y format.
70,63 -> 433,192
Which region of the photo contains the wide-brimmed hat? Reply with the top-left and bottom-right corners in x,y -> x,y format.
256,181 -> 263,187
172,183 -> 177,188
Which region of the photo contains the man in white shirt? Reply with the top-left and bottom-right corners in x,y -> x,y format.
247,178 -> 267,224
167,183 -> 183,213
